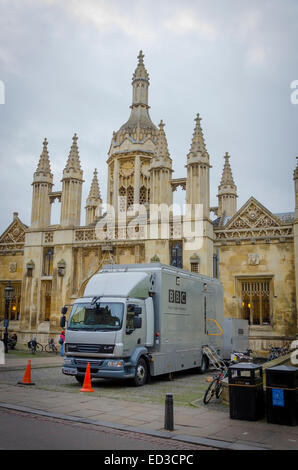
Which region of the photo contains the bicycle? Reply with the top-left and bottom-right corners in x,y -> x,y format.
267,344 -> 290,361
45,337 -> 58,354
203,349 -> 253,405
27,338 -> 43,354
203,367 -> 228,404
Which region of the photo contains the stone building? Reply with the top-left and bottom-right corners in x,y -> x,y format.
0,51 -> 297,352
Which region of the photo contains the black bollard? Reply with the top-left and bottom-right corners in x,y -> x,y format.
164,393 -> 174,431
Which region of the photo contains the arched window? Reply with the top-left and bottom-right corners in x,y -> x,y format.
139,186 -> 147,205
43,248 -> 54,276
127,186 -> 134,210
119,187 -> 126,212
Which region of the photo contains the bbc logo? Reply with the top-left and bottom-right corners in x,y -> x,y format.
169,289 -> 186,304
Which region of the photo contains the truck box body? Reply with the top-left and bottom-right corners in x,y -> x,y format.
62,263 -> 224,384
223,318 -> 249,360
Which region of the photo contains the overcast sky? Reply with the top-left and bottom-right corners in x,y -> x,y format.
0,0 -> 297,234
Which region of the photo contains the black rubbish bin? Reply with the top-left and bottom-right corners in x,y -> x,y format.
266,365 -> 298,426
228,363 -> 264,421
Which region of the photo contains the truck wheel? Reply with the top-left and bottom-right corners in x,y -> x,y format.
75,375 -> 84,385
133,358 -> 148,387
197,355 -> 208,374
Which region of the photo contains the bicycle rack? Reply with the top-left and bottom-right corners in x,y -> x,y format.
202,344 -> 227,371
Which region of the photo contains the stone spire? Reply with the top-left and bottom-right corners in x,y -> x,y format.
36,138 -> 52,174
85,169 -> 102,225
60,134 -> 84,227
64,133 -> 82,174
185,113 -> 213,277
88,169 -> 101,200
150,120 -> 172,169
187,114 -> 210,166
149,120 -> 173,206
219,152 -> 236,188
31,138 -> 53,228
186,113 -> 211,215
217,152 -> 237,218
132,50 -> 150,94
116,51 -> 158,138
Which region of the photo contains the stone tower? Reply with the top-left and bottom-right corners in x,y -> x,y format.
149,120 -> 173,206
31,138 -> 53,228
294,157 -> 298,331
106,51 -> 158,215
217,152 -> 238,218
186,114 -> 211,217
60,134 -> 84,227
185,114 -> 213,276
85,168 -> 102,225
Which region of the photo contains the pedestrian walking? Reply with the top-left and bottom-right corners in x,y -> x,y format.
59,330 -> 65,356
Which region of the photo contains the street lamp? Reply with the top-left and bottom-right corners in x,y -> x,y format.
3,282 -> 14,353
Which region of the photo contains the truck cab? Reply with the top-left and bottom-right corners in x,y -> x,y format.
62,271 -> 155,386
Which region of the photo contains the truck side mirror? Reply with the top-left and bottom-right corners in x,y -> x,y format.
61,306 -> 68,315
60,315 -> 66,328
133,316 -> 142,329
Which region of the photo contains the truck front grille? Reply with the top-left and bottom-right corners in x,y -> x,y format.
69,344 -> 114,354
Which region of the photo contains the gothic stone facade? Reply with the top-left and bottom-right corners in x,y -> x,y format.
0,52 -> 297,351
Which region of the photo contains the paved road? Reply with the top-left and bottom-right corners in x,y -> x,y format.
0,363 -> 225,411
0,408 -> 214,451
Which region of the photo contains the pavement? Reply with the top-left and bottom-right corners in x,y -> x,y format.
1,355 -> 298,451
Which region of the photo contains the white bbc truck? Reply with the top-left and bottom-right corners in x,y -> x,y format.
61,263 -> 225,386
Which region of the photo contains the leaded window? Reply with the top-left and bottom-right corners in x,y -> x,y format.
240,278 -> 271,325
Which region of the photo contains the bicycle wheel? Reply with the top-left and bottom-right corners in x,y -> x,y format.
45,344 -> 52,353
35,343 -> 43,352
203,379 -> 218,404
216,382 -> 223,399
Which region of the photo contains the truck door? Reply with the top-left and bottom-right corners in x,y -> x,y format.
203,293 -> 223,337
123,301 -> 146,357
203,294 -> 209,335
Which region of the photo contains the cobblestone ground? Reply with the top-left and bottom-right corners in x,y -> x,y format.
0,365 -> 228,413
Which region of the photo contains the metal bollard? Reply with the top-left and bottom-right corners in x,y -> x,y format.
164,393 -> 174,431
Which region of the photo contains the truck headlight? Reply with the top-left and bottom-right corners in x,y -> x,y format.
64,358 -> 73,366
107,361 -> 123,368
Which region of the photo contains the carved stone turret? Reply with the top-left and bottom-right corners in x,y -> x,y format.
149,120 -> 173,206
185,114 -> 213,276
31,138 -> 53,228
107,51 -> 158,214
186,114 -> 211,218
85,169 -> 102,225
217,152 -> 238,218
60,134 -> 84,227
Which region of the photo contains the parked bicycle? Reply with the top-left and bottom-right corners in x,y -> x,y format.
203,348 -> 253,405
267,344 -> 290,361
45,337 -> 58,354
27,338 -> 43,354
203,367 -> 228,404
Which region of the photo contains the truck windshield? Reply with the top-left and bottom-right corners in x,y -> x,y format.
68,302 -> 124,331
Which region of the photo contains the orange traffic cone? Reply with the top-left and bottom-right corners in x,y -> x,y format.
18,360 -> 35,385
80,363 -> 94,392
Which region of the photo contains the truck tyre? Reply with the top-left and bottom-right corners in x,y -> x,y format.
133,358 -> 148,386
197,355 -> 208,374
75,375 -> 84,385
